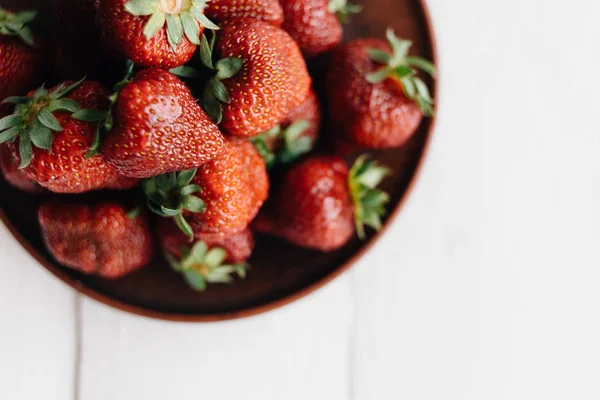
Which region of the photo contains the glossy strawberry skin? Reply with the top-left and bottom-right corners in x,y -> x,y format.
97,0 -> 199,69
327,39 -> 423,149
102,69 -> 224,178
0,35 -> 46,115
280,0 -> 343,57
206,0 -> 283,26
159,219 -> 254,263
186,136 -> 269,235
0,144 -> 41,193
8,81 -> 138,193
39,201 -> 154,278
216,18 -> 311,137
254,156 -> 354,251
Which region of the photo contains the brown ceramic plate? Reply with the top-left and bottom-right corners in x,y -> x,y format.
0,0 -> 437,322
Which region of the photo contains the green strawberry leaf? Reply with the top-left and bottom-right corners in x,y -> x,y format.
0,114 -> 19,131
166,14 -> 184,51
72,109 -> 108,122
124,0 -> 158,16
177,168 -> 197,186
2,96 -> 31,105
18,131 -> 33,168
180,12 -> 200,45
48,98 -> 80,113
143,10 -> 166,40
180,184 -> 202,196
37,109 -> 62,131
215,57 -> 244,80
0,126 -> 20,144
183,269 -> 207,291
183,195 -> 205,213
29,120 -> 53,150
170,65 -> 203,78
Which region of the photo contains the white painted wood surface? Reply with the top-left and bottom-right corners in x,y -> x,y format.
2,0 -> 600,398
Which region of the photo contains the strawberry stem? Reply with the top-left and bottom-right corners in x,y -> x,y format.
365,28 -> 436,117
348,155 -> 390,239
0,8 -> 38,46
163,240 -> 248,292
0,77 -> 104,168
142,168 -> 205,240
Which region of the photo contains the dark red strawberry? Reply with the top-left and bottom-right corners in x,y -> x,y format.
97,0 -> 219,69
0,8 -> 47,116
251,87 -> 320,167
205,0 -> 283,26
39,201 -> 154,278
199,18 -> 311,137
0,144 -> 41,192
159,218 -> 251,291
143,136 -> 269,239
1,79 -> 139,193
280,0 -> 360,57
327,29 -> 436,149
101,67 -> 224,178
254,155 -> 389,251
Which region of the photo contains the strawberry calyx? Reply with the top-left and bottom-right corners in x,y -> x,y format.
0,8 -> 38,47
327,0 -> 362,23
348,155 -> 390,239
197,32 -> 244,124
366,28 -> 436,117
124,0 -> 219,51
163,240 -> 247,291
251,120 -> 313,168
142,168 -> 205,240
0,78 -> 108,168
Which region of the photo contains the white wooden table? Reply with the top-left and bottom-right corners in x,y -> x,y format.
2,1 -> 600,399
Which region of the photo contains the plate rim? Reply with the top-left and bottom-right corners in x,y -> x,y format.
0,0 -> 439,322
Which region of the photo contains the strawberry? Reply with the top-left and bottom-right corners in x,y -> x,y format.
251,87 -> 320,167
327,29 -> 436,149
0,8 -> 47,116
205,0 -> 283,26
0,79 -> 139,193
101,67 -> 224,178
0,144 -> 41,193
199,18 -> 311,137
39,201 -> 154,278
280,0 -> 360,58
143,136 -> 269,238
254,155 -> 389,251
97,0 -> 218,69
159,219 -> 251,291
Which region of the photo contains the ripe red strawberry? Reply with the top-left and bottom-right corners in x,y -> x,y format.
158,219 -> 251,291
39,201 -> 154,278
143,136 -> 269,238
1,80 -> 139,193
327,29 -> 436,149
251,87 -> 320,166
101,68 -> 224,178
205,0 -> 283,26
0,8 -> 47,116
280,0 -> 360,58
254,155 -> 389,251
0,144 -> 41,193
97,0 -> 218,69
200,18 -> 311,137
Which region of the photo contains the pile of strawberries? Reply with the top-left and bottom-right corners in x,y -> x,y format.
0,0 -> 435,291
